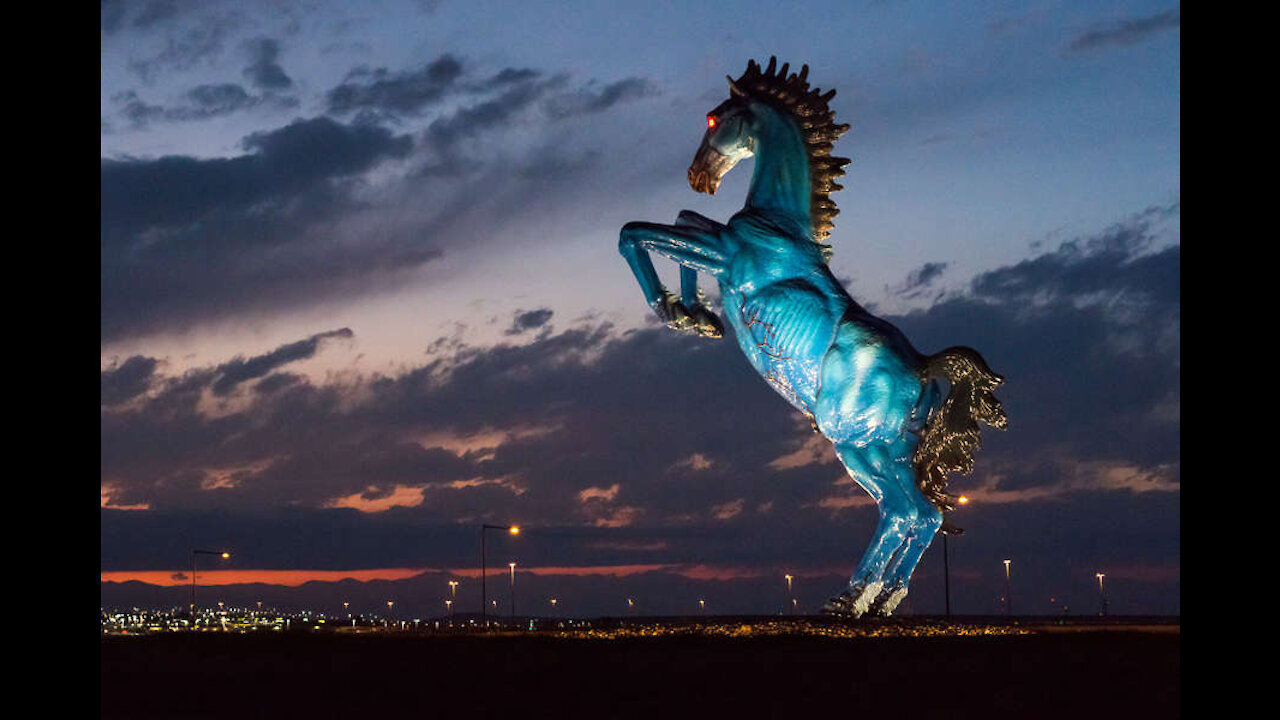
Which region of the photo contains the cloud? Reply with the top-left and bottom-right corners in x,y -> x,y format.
1067,8 -> 1180,53
101,117 -> 416,341
211,328 -> 353,396
543,77 -> 654,120
424,72 -> 567,148
126,9 -> 240,82
132,0 -> 179,29
505,309 -> 554,336
243,37 -> 293,90
326,55 -> 466,115
102,355 -> 160,406
892,261 -> 949,299
109,83 -> 297,129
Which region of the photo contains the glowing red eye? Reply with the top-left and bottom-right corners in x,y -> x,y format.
706,115 -> 717,129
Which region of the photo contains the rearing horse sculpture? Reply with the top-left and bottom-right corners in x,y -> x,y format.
619,57 -> 1007,617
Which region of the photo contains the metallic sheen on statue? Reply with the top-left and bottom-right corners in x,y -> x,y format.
619,58 -> 1008,617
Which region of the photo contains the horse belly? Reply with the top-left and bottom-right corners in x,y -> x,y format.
729,280 -> 840,412
814,322 -> 926,447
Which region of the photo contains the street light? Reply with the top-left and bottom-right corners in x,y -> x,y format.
784,574 -> 793,614
1096,572 -> 1107,616
1003,559 -> 1013,616
387,601 -> 394,628
480,524 -> 519,628
943,495 -> 968,617
509,562 -> 517,619
190,549 -> 230,622
448,580 -> 458,600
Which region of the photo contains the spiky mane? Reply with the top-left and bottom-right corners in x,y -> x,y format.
731,56 -> 851,255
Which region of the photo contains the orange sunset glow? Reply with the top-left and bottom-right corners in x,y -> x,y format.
100,564 -> 690,588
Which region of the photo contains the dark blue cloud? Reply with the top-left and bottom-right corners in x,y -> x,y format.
1068,8 -> 1181,53
101,117 -> 416,341
243,37 -> 293,90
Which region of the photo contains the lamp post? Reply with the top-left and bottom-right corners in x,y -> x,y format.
943,495 -> 968,618
1003,559 -> 1013,616
481,524 -> 519,628
1096,572 -> 1107,616
784,574 -> 793,614
509,562 -> 517,619
190,550 -> 230,623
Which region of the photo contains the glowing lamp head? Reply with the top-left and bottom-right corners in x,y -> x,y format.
957,496 -> 970,505
220,552 -> 230,560
508,525 -> 520,535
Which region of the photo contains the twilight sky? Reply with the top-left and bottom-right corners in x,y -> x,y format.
101,0 -> 1180,618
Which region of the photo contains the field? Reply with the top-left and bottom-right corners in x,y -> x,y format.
101,616 -> 1179,719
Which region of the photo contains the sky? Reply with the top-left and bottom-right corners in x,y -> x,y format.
101,0 -> 1180,618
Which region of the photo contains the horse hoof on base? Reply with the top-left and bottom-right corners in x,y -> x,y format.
821,592 -> 863,618
870,585 -> 909,616
822,581 -> 884,618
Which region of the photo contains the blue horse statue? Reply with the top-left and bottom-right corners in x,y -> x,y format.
619,58 -> 1007,617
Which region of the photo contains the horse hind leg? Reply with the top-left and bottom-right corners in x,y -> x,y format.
823,441 -> 920,618
869,496 -> 942,616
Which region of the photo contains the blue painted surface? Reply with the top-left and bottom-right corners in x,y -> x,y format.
620,59 -> 1004,616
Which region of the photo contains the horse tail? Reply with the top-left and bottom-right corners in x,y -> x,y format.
914,346 -> 1007,532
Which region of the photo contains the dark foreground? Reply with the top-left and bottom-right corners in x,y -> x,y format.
101,617 -> 1179,719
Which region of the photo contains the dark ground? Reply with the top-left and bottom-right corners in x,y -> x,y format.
101,617 -> 1179,719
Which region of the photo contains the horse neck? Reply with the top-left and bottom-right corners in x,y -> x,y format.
744,106 -> 812,236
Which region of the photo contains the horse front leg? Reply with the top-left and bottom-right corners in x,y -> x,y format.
618,219 -> 727,337
675,212 -> 727,337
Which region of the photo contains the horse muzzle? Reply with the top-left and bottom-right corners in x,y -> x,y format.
688,141 -> 734,195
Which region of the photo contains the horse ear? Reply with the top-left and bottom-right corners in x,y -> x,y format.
727,75 -> 745,97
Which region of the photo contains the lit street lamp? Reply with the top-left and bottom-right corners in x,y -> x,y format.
1003,559 -> 1013,616
1096,572 -> 1107,616
943,495 -> 968,617
190,549 -> 230,622
509,562 -> 517,619
784,574 -> 793,614
386,601 -> 394,628
481,524 -> 519,627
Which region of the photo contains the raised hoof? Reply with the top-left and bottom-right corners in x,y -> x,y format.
687,302 -> 724,338
652,292 -> 694,331
653,292 -> 722,338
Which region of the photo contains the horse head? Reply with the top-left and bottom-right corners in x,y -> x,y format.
687,83 -> 757,195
